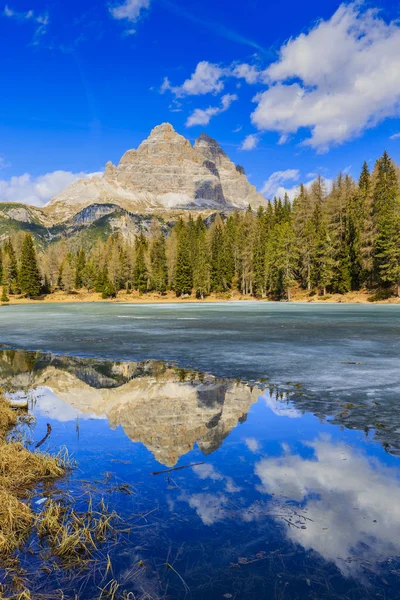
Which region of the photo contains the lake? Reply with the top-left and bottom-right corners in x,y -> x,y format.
1,302 -> 400,599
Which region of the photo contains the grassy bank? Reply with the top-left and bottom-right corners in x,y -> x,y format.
0,395 -> 64,560
2,288 -> 400,305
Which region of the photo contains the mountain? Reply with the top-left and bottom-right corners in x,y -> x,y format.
0,124 -> 266,245
0,350 -> 258,466
45,123 -> 266,222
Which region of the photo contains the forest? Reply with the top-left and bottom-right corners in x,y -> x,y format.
0,151 -> 399,302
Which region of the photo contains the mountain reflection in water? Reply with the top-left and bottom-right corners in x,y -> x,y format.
0,350 -> 259,466
1,348 -> 400,599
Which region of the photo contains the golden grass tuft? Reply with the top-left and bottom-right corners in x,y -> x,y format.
0,394 -> 66,560
36,498 -> 119,569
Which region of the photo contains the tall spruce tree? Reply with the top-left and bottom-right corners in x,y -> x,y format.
133,233 -> 149,293
174,219 -> 193,296
3,238 -> 18,293
75,249 -> 86,289
373,152 -> 400,293
192,217 -> 210,299
150,232 -> 168,293
19,234 -> 42,297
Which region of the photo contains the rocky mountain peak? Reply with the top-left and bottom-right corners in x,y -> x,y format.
46,123 -> 266,222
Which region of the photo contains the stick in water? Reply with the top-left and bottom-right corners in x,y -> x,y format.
150,462 -> 204,476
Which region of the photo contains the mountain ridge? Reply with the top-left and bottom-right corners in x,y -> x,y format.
45,123 -> 266,222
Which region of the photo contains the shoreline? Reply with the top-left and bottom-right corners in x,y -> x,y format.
2,289 -> 400,306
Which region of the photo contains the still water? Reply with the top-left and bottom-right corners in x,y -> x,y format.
1,302 -> 400,599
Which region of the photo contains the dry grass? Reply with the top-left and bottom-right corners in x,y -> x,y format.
36,498 -> 119,569
0,393 -> 126,599
0,394 -> 66,560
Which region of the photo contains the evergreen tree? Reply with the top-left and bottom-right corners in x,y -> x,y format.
1,286 -> 9,303
311,201 -> 334,295
133,233 -> 148,293
74,249 -> 86,289
101,267 -> 117,298
3,238 -> 18,293
19,234 -> 42,297
174,219 -> 193,296
192,217 -> 210,299
83,262 -> 97,292
253,207 -> 267,297
292,184 -> 315,290
210,216 -> 228,292
150,232 -> 168,293
373,152 -> 400,292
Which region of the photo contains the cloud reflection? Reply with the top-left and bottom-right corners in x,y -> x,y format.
255,437 -> 400,577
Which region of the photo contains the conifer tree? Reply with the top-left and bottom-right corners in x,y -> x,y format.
83,262 -> 97,292
311,201 -> 334,295
19,234 -> 42,297
253,207 -> 267,297
192,217 -> 210,299
1,286 -> 9,303
373,152 -> 400,292
174,219 -> 193,296
133,233 -> 149,293
101,266 -> 117,298
150,232 -> 168,293
210,216 -> 228,292
74,249 -> 86,289
3,238 -> 18,293
292,184 -> 315,290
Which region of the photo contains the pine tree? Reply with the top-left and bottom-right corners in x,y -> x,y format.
174,219 -> 193,296
74,249 -> 86,289
210,216 -> 228,292
150,232 -> 168,293
83,262 -> 97,292
19,234 -> 42,298
133,233 -> 148,293
3,238 -> 18,293
192,217 -> 210,299
373,152 -> 400,293
101,267 -> 117,298
253,207 -> 267,297
311,201 -> 334,295
0,247 -> 3,285
60,254 -> 75,292
292,184 -> 315,290
1,286 -> 9,303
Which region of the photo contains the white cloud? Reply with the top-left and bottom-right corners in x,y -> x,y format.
3,4 -> 49,42
192,463 -> 223,481
231,62 -> 262,84
240,133 -> 259,151
262,392 -> 302,418
244,437 -> 261,453
109,0 -> 150,23
0,170 -> 102,207
390,132 -> 400,140
261,169 -> 300,198
233,125 -> 243,133
260,170 -> 333,201
186,93 -> 238,127
162,61 -> 226,97
255,437 -> 400,578
251,3 -> 400,152
186,493 -> 228,526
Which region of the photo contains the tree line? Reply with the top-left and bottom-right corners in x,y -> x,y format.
1,151 -> 400,301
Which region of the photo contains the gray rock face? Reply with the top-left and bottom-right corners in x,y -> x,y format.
46,123 -> 266,222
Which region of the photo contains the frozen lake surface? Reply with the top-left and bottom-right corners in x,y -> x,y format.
1,302 -> 400,599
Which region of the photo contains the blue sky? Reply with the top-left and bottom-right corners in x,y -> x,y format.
1,0 -> 400,206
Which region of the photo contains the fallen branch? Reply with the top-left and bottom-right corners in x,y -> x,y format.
150,462 -> 204,476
